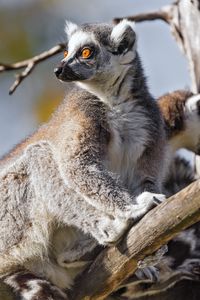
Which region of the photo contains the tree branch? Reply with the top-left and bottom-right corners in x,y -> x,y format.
0,43 -> 66,95
70,179 -> 200,300
114,0 -> 200,93
113,5 -> 173,24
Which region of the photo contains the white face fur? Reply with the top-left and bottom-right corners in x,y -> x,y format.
54,20 -> 137,102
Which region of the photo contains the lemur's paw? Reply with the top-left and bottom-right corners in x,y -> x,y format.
94,216 -> 129,246
128,192 -> 166,219
136,192 -> 166,207
135,266 -> 160,282
137,245 -> 168,269
186,94 -> 200,115
57,239 -> 97,268
178,258 -> 200,277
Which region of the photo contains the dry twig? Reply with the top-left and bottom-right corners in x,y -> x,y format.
0,43 -> 66,94
113,5 -> 172,24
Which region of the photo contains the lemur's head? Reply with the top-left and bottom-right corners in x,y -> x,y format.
54,20 -> 137,93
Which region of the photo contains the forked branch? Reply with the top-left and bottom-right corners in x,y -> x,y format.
0,43 -> 66,94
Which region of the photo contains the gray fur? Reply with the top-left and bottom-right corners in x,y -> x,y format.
3,270 -> 68,300
0,20 -> 166,297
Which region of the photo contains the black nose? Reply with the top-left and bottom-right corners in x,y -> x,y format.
54,67 -> 63,78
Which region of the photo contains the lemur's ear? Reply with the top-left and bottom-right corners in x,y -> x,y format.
111,20 -> 136,55
65,20 -> 79,37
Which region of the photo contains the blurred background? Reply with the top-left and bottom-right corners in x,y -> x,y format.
0,0 -> 191,158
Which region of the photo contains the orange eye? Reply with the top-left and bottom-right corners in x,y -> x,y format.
81,48 -> 92,59
64,50 -> 68,58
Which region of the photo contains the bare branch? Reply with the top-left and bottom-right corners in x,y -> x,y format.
70,179 -> 200,300
113,5 -> 173,25
9,62 -> 35,95
114,0 -> 200,93
0,43 -> 66,94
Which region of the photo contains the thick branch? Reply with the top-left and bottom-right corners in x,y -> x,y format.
0,43 -> 66,94
70,179 -> 200,300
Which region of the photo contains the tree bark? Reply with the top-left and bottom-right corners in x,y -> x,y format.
166,0 -> 200,93
114,0 -> 200,93
70,179 -> 200,300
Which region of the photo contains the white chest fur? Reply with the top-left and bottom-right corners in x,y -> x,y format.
106,101 -> 149,190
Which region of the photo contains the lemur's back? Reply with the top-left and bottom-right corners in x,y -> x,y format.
0,88 -> 107,272
0,89 -> 108,169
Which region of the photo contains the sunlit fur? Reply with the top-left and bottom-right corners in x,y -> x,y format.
0,20 -> 167,298
1,21 -> 200,300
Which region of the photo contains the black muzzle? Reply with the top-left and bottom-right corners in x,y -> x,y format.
54,63 -> 82,82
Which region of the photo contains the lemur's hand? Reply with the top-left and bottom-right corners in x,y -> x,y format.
90,215 -> 129,246
117,192 -> 166,221
136,245 -> 168,282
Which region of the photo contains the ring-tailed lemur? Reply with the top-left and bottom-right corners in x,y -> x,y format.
0,20 -> 166,299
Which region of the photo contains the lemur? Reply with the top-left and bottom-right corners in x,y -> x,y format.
1,20 -> 200,299
0,20 -> 166,299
